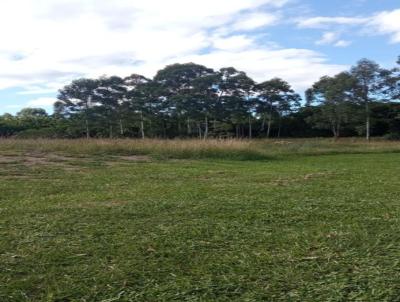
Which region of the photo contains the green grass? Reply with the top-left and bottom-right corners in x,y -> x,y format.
1,139 -> 400,301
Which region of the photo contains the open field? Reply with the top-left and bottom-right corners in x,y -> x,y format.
1,139 -> 400,301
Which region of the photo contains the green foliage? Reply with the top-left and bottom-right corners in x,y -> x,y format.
257,78 -> 300,138
383,132 -> 400,140
14,128 -> 58,139
306,72 -> 358,138
2,55 -> 400,139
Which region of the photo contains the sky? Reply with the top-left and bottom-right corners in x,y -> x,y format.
0,0 -> 399,114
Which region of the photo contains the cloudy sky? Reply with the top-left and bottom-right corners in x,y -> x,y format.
0,0 -> 399,114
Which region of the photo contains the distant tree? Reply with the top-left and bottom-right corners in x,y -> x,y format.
124,74 -> 152,139
306,72 -> 357,139
154,63 -> 216,138
4,57 -> 390,139
216,67 -> 255,138
257,78 -> 300,138
381,56 -> 400,102
350,59 -> 385,140
17,108 -> 50,130
56,78 -> 99,139
275,91 -> 301,139
94,76 -> 127,138
17,108 -> 48,118
0,113 -> 20,137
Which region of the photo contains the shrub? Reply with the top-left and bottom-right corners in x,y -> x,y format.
383,132 -> 400,141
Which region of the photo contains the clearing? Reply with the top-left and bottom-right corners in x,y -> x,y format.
1,139 -> 400,301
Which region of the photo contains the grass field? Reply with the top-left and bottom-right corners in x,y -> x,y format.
1,139 -> 400,301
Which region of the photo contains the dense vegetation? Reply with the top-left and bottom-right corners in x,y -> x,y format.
1,139 -> 400,301
1,56 -> 399,139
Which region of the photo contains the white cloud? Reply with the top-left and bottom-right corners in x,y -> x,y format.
3,97 -> 57,113
232,12 -> 279,31
298,9 -> 400,45
334,40 -> 352,47
297,16 -> 368,28
27,97 -> 57,107
316,32 -> 351,48
368,9 -> 400,43
316,32 -> 340,45
0,0 -> 348,95
213,35 -> 254,51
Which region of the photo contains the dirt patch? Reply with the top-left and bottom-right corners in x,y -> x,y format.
0,156 -> 20,163
0,153 -> 86,172
302,172 -> 332,180
22,156 -> 50,166
1,152 -> 150,172
273,141 -> 293,145
46,154 -> 74,162
117,155 -> 150,162
269,172 -> 335,186
107,155 -> 151,166
55,200 -> 129,209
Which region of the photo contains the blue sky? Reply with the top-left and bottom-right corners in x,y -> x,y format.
0,0 -> 399,114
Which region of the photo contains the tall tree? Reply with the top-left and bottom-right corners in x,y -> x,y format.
125,74 -> 153,139
350,59 -> 384,140
154,63 -> 216,138
56,78 -> 99,139
306,72 -> 356,139
257,78 -> 300,138
94,76 -> 127,138
217,68 -> 255,138
382,56 -> 400,102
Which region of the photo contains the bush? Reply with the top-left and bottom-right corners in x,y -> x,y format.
14,128 -> 58,139
383,132 -> 400,141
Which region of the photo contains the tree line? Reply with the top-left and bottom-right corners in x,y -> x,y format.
1,56 -> 399,140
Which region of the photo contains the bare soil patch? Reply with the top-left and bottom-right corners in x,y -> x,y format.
55,200 -> 129,209
0,153 -> 84,171
117,155 -> 151,162
0,156 -> 20,163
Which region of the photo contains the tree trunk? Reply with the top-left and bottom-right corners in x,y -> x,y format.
236,124 -> 240,139
140,111 -> 145,139
213,119 -> 217,137
366,101 -> 370,141
266,114 -> 272,138
204,116 -> 208,140
119,119 -> 124,136
163,120 -> 167,138
248,115 -> 252,139
85,118 -> 90,139
177,119 -> 182,136
187,118 -> 191,136
261,114 -> 266,132
109,124 -> 113,139
198,122 -> 202,139
266,101 -> 274,138
149,119 -> 153,138
331,124 -> 337,139
337,119 -> 341,140
277,114 -> 282,138
85,99 -> 91,139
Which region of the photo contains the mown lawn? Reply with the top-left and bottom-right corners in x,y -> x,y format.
1,143 -> 400,301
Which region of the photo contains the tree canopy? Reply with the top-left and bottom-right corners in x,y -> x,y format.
2,56 -> 400,139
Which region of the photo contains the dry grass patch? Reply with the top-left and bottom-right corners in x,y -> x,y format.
55,200 -> 129,209
1,138 -> 400,161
